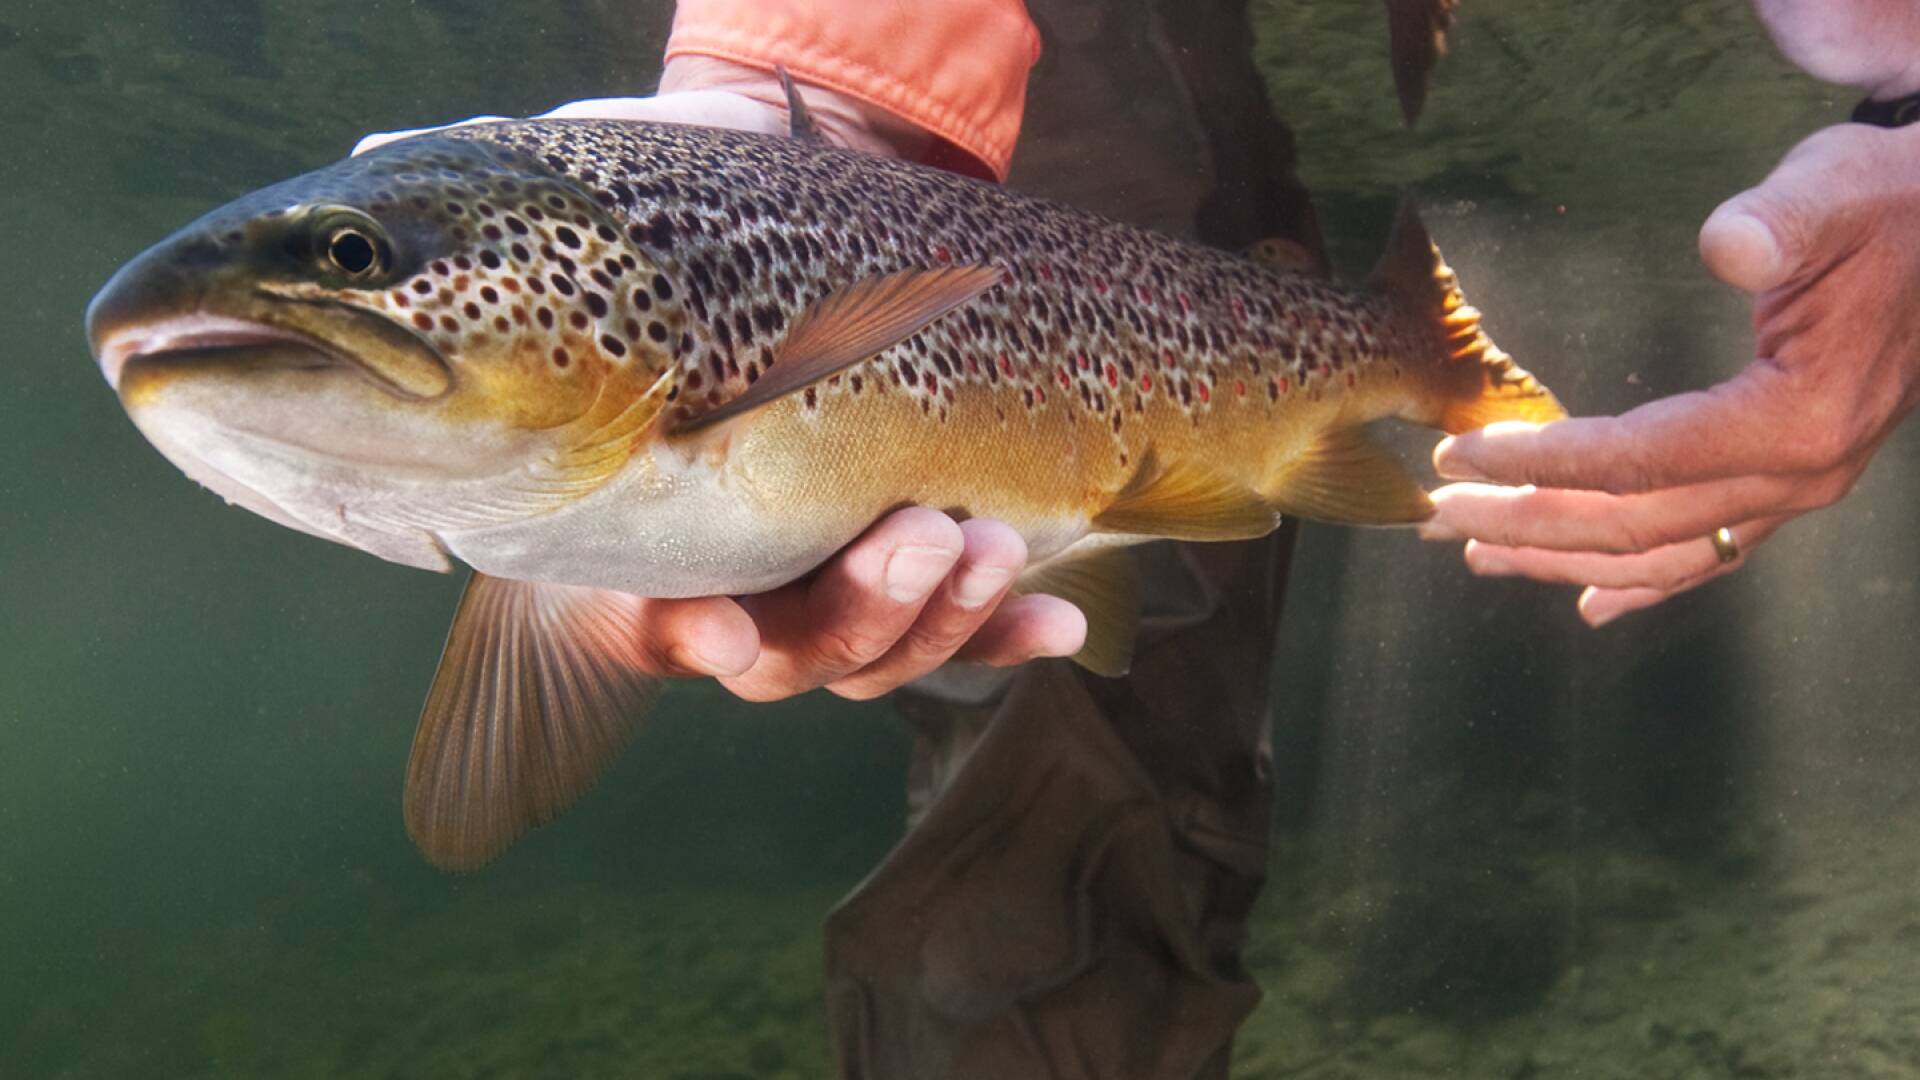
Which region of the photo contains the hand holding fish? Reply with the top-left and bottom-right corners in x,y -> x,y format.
1422,120 -> 1920,625
352,58 -> 1085,695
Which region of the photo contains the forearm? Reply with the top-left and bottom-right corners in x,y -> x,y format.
1754,0 -> 1920,98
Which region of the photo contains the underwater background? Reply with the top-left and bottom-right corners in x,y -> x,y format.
3,0 -> 1917,1076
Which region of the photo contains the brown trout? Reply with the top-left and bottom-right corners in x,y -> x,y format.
87,118 -> 1562,868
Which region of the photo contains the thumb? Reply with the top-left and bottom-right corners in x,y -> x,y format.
1699,124 -> 1883,293
1699,190 -> 1800,293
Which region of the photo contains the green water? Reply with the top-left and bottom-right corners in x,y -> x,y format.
3,1 -> 1917,1077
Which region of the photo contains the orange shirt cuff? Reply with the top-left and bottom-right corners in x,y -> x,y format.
665,0 -> 1040,181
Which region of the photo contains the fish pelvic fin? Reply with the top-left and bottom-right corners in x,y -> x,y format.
1015,545 -> 1142,677
404,573 -> 661,871
1370,200 -> 1566,435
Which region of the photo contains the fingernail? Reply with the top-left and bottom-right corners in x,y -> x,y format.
1419,520 -> 1463,542
1465,545 -> 1511,576
668,643 -> 750,678
951,564 -> 1012,609
1578,588 -> 1625,628
885,545 -> 957,602
1434,445 -> 1489,482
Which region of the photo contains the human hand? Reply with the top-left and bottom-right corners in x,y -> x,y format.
1420,122 -> 1920,626
355,60 -> 1080,694
620,508 -> 1086,700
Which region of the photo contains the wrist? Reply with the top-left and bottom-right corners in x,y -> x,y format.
657,55 -> 931,161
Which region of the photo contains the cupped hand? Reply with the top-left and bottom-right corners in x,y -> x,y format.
1421,122 -> 1920,626
619,508 -> 1086,700
357,60 -> 1077,694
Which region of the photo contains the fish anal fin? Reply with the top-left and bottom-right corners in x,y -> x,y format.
1370,200 -> 1566,435
1015,546 -> 1142,678
404,573 -> 661,871
776,65 -> 827,144
1092,450 -> 1280,541
1269,426 -> 1433,526
672,264 -> 1001,434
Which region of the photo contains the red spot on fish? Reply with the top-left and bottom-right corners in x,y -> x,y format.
1197,381 -> 1210,403
931,244 -> 952,264
1076,353 -> 1090,371
1140,374 -> 1153,391
1161,349 -> 1176,370
1136,284 -> 1153,304
412,312 -> 433,332
1035,387 -> 1047,405
1092,276 -> 1108,294
1056,368 -> 1071,389
1036,261 -> 1053,283
1104,363 -> 1118,388
1178,293 -> 1192,314
998,352 -> 1013,377
1235,379 -> 1246,396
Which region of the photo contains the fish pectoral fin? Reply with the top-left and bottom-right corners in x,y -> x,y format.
1091,449 -> 1281,541
404,572 -> 662,872
775,65 -> 827,144
1267,426 -> 1434,526
1015,546 -> 1142,678
671,264 -> 1003,433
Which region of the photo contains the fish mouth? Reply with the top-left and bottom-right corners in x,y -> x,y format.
95,314 -> 347,391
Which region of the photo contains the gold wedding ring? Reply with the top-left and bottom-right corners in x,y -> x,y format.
1710,527 -> 1740,565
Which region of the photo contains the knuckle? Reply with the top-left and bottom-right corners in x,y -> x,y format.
809,623 -> 894,671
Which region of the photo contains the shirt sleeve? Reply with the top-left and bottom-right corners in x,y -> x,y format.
664,0 -> 1041,181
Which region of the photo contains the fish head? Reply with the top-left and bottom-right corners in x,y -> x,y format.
87,132 -> 676,569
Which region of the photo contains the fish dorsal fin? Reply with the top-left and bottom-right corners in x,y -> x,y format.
1091,449 -> 1280,541
1266,426 -> 1434,526
776,65 -> 827,144
673,264 -> 1002,433
404,573 -> 662,871
1015,545 -> 1142,677
1244,237 -> 1329,279
1367,201 -> 1564,434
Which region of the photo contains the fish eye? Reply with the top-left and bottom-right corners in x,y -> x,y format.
311,210 -> 389,282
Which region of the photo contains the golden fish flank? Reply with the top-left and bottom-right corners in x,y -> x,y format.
86,118 -> 1563,870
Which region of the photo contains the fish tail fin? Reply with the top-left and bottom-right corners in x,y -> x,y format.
1369,200 -> 1565,434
